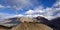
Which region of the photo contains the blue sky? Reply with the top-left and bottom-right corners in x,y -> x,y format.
0,0 -> 60,20
0,0 -> 56,14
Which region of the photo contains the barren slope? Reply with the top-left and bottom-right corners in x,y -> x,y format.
11,23 -> 53,30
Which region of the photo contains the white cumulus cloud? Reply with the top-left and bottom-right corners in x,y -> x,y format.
0,12 -> 24,21
25,6 -> 45,15
0,5 -> 5,8
25,0 -> 60,20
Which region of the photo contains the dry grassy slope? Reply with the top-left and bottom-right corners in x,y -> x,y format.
11,23 -> 53,30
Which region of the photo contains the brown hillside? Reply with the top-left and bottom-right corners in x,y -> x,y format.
0,16 -> 53,30
11,22 -> 53,30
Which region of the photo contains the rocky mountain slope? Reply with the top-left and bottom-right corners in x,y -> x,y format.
0,16 -> 53,30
